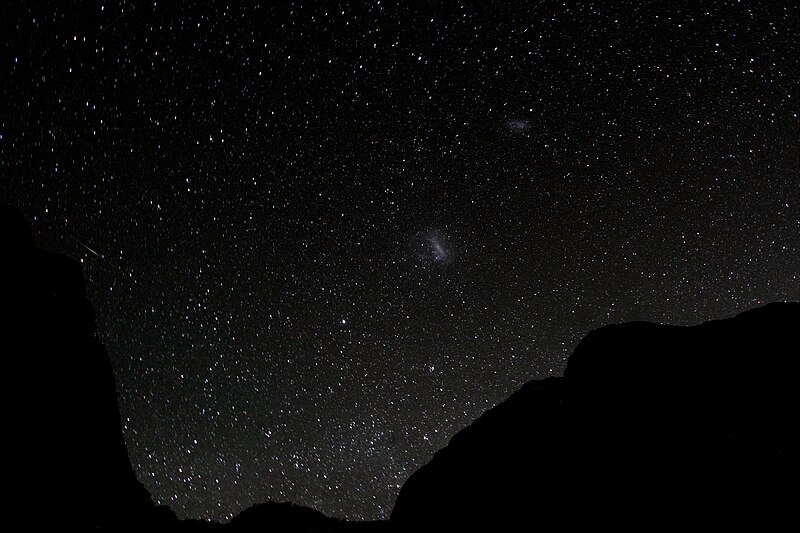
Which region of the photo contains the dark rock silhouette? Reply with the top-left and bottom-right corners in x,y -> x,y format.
391,302 -> 799,532
1,205 -> 394,532
228,502 -> 338,532
4,204 -> 798,531
2,205 -> 171,531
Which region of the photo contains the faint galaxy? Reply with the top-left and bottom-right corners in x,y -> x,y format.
2,0 -> 799,523
413,229 -> 453,267
506,118 -> 531,133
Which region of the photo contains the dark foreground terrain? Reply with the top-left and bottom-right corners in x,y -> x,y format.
3,204 -> 798,532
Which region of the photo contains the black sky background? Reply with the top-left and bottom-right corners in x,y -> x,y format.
2,0 -> 798,522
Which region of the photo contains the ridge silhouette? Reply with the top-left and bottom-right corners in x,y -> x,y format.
391,303 -> 799,532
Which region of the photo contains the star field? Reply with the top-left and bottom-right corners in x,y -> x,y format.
2,0 -> 798,522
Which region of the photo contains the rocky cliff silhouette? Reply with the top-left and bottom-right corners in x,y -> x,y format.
3,204 -> 798,531
2,205 -> 172,531
391,302 -> 799,532
1,205 -> 392,532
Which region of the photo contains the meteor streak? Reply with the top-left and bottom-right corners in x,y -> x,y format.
71,236 -> 104,260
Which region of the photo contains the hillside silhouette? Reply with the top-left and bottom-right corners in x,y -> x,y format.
391,302 -> 799,532
3,204 -> 798,531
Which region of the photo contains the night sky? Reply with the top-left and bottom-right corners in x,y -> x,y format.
2,0 -> 798,522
